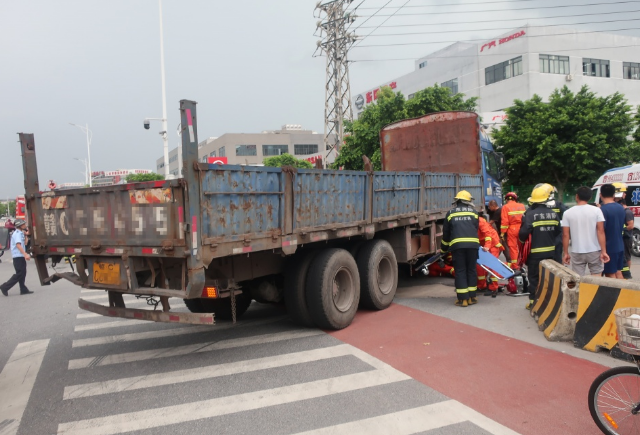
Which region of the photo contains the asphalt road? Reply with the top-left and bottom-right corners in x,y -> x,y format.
0,253 -> 637,434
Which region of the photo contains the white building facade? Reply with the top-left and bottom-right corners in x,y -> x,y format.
354,26 -> 640,119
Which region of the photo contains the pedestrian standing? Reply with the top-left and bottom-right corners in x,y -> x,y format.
561,186 -> 609,276
519,184 -> 560,310
613,183 -> 634,279
487,200 -> 502,233
500,192 -> 526,269
600,183 -> 627,279
441,190 -> 480,307
0,219 -> 33,296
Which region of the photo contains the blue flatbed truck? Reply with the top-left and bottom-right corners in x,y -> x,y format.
19,101 -> 485,330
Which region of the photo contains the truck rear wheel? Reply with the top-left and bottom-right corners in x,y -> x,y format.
356,239 -> 398,310
184,295 -> 252,321
305,249 -> 360,330
284,251 -> 318,327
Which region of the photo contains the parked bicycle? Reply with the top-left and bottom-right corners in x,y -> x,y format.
589,307 -> 640,434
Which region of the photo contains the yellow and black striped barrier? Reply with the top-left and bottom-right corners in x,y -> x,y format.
530,260 -> 580,341
574,276 -> 640,353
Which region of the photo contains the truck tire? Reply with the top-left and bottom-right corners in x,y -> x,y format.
305,248 -> 360,330
284,251 -> 318,327
184,295 -> 252,321
356,240 -> 398,310
633,229 -> 640,258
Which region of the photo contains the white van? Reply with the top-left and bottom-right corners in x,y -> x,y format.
592,164 -> 640,256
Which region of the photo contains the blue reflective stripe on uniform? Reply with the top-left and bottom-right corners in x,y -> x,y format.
531,246 -> 555,253
533,220 -> 559,227
447,212 -> 478,221
450,237 -> 480,245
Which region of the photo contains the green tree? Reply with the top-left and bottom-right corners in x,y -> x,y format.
333,85 -> 477,170
493,85 -> 640,197
0,201 -> 16,217
263,153 -> 313,169
126,173 -> 165,183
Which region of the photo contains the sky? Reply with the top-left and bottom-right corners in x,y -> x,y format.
1,0 -> 639,198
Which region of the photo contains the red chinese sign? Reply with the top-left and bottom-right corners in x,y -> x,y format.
366,82 -> 397,104
480,30 -> 526,53
207,157 -> 228,165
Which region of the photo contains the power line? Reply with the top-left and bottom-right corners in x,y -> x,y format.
353,0 -> 394,31
355,0 -> 412,45
356,0 -> 555,8
353,26 -> 640,47
350,42 -> 640,61
356,8 -> 640,28
357,1 -> 640,17
363,16 -> 640,37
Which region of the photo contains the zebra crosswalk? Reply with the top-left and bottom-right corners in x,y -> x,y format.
4,290 -> 521,435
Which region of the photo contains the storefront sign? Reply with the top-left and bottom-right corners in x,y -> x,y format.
365,82 -> 398,105
480,30 -> 526,52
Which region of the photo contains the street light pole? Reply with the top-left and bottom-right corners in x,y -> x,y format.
69,123 -> 93,187
73,157 -> 88,185
158,0 -> 170,179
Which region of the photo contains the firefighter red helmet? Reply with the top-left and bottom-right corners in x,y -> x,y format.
505,192 -> 518,201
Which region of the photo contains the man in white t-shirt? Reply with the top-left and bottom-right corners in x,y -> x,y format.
561,186 -> 610,276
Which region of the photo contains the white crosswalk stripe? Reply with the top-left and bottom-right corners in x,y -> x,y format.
0,340 -> 49,435
0,296 -> 519,435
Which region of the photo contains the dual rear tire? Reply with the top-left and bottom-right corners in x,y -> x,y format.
287,240 -> 398,330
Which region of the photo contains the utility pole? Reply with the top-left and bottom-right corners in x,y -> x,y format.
315,0 -> 357,165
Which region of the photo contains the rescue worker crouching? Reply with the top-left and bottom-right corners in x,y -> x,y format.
477,216 -> 505,297
519,184 -> 561,310
441,190 -> 480,307
501,192 -> 526,269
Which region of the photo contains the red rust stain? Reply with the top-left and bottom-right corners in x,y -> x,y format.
230,203 -> 239,211
242,201 -> 252,211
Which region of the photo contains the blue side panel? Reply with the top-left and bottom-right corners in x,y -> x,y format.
459,174 -> 484,208
293,169 -> 367,230
425,174 -> 457,212
200,165 -> 284,240
372,172 -> 420,221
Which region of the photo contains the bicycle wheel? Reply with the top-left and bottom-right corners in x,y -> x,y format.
589,365 -> 640,434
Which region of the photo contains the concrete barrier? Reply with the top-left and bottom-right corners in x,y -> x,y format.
530,260 -> 580,341
574,276 -> 640,353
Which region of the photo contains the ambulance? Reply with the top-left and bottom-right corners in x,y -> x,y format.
592,164 -> 640,256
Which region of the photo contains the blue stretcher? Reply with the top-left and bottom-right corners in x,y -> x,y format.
477,246 -> 516,280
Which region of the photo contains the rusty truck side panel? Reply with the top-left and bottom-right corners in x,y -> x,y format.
380,111 -> 482,175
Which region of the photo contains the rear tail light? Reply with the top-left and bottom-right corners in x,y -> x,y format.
201,286 -> 218,298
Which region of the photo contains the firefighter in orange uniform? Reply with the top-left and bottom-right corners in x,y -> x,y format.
428,253 -> 455,277
500,192 -> 526,269
476,216 -> 505,295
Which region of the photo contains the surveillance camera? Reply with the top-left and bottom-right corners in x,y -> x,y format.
144,119 -> 150,130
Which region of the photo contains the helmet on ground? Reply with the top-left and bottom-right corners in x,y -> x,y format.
13,219 -> 26,228
613,182 -> 628,198
528,183 -> 554,204
504,192 -> 518,201
453,190 -> 474,202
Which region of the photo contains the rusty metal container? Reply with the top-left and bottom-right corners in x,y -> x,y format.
380,111 -> 482,174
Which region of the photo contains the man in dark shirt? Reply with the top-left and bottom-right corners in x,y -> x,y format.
487,200 -> 502,233
614,182 -> 635,279
600,183 -> 627,279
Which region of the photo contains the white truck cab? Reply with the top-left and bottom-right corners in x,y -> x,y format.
592,164 -> 640,256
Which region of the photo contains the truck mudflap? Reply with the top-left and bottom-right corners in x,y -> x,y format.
78,298 -> 215,325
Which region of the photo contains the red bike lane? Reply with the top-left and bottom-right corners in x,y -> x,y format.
329,303 -> 608,435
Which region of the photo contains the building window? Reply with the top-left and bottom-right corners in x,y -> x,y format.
209,151 -> 216,157
539,54 -> 569,74
219,146 -> 226,157
407,93 -> 415,100
235,145 -> 257,156
624,62 -> 640,80
485,56 -> 523,85
441,78 -> 458,95
262,145 -> 289,156
169,155 -> 178,163
294,144 -> 318,155
583,58 -> 610,77
419,61 -> 427,69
